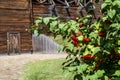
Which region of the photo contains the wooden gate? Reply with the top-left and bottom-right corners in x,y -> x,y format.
7,32 -> 20,55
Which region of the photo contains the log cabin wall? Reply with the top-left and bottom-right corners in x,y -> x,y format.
32,0 -> 103,21
32,1 -> 79,20
0,0 -> 102,54
0,0 -> 32,53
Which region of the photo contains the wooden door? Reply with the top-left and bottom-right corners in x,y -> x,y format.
7,32 -> 20,54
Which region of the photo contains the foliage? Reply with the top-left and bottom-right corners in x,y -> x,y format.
19,59 -> 65,80
31,0 -> 120,80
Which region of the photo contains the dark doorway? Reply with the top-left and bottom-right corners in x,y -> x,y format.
7,32 -> 20,54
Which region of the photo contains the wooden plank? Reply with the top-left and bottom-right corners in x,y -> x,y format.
0,37 -> 7,41
0,1 -> 28,9
0,9 -> 30,16
0,19 -> 30,23
33,8 -> 50,14
0,14 -> 30,20
33,4 -> 50,8
21,46 -> 32,51
0,0 -> 28,2
0,22 -> 30,25
0,45 -> 7,50
0,41 -> 7,46
0,25 -> 29,32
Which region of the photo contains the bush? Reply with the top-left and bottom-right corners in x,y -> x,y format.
31,0 -> 120,80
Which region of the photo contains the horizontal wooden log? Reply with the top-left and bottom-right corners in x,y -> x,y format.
21,46 -> 32,51
0,9 -> 30,16
0,22 -> 30,25
0,45 -> 7,51
0,37 -> 7,41
0,41 -> 7,46
0,15 -> 30,21
33,4 -> 50,8
0,1 -> 28,9
33,8 -> 50,14
0,25 -> 29,32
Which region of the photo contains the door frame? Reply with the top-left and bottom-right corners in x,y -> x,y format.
7,32 -> 21,55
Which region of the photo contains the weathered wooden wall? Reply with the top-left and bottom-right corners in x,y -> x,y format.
0,0 -> 102,53
0,0 -> 32,53
32,0 -> 102,20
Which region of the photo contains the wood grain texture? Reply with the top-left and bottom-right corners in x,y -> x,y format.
0,0 -> 28,9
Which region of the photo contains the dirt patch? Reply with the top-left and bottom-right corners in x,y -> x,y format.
0,53 -> 67,80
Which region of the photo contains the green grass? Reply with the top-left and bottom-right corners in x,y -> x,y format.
19,59 -> 65,80
50,35 -> 63,45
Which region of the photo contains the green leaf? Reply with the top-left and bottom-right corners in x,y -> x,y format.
118,60 -> 120,65
49,17 -> 58,20
87,45 -> 94,49
104,76 -> 108,80
117,40 -> 120,45
113,0 -> 120,7
113,70 -> 120,76
89,74 -> 98,80
77,35 -> 84,41
50,21 -> 58,32
77,64 -> 88,74
66,43 -> 74,52
112,78 -> 120,80
68,66 -> 77,72
43,17 -> 50,25
101,3 -> 108,10
94,21 -> 101,29
97,70 -> 105,77
92,47 -> 101,54
58,23 -> 65,29
107,9 -> 116,18
35,19 -> 42,26
89,32 -> 98,39
34,29 -> 40,36
31,25 -> 37,31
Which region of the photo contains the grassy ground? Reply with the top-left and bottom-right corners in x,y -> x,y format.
19,59 -> 65,80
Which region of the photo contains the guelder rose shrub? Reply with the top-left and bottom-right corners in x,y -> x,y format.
31,0 -> 120,80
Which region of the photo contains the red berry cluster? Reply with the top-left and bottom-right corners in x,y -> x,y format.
82,54 -> 96,60
83,38 -> 91,43
98,32 -> 106,37
71,34 -> 79,47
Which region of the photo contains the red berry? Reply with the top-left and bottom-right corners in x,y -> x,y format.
76,32 -> 82,36
82,54 -> 96,59
98,32 -> 106,37
79,23 -> 83,28
83,38 -> 91,43
71,35 -> 78,42
72,41 -> 78,47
